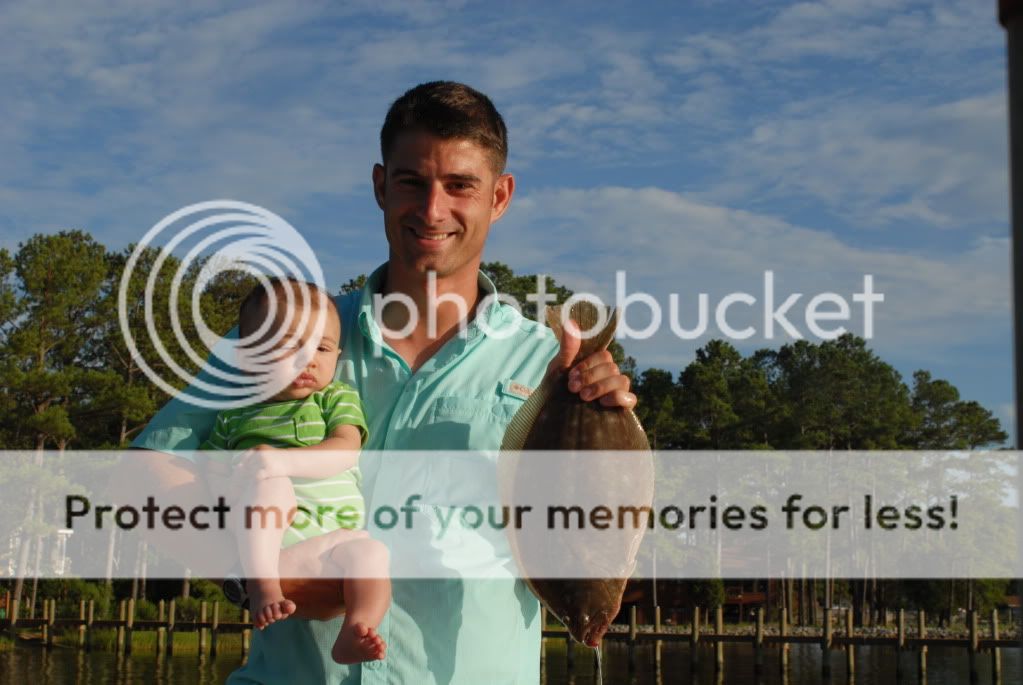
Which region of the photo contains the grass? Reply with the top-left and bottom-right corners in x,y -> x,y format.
38,627 -> 245,655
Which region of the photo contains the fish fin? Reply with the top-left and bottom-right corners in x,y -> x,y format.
500,372 -> 557,452
545,303 -> 618,366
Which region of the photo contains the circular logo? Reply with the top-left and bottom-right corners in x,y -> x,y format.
118,200 -> 329,410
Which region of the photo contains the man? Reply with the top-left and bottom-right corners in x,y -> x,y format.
124,81 -> 635,683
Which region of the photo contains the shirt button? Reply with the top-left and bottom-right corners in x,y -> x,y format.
365,660 -> 382,670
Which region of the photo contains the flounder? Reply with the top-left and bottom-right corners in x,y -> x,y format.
500,302 -> 654,646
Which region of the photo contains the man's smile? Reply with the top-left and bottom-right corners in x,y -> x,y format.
407,226 -> 457,245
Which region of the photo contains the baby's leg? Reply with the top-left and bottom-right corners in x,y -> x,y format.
233,476 -> 297,629
326,536 -> 391,664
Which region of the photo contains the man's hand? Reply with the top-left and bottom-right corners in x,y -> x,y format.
547,320 -> 637,409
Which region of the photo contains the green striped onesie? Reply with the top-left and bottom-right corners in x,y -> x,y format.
201,381 -> 368,546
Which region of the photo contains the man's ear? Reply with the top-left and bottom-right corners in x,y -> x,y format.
490,172 -> 515,223
372,163 -> 386,210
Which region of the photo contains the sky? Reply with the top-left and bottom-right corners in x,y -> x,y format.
1,0 -> 1015,439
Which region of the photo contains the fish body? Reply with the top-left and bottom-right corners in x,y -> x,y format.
500,302 -> 654,646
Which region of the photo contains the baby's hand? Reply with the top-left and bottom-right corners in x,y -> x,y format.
233,444 -> 288,481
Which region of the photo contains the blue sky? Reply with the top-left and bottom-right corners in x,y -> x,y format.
1,1 -> 1015,438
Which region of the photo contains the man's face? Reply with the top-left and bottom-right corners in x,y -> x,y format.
373,131 -> 514,280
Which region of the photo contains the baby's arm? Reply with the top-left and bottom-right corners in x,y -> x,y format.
234,425 -> 363,481
235,382 -> 367,482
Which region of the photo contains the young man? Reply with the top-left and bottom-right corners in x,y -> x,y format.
126,81 -> 636,684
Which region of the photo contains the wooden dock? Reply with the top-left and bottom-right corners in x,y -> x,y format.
3,597 -> 1018,682
542,605 -> 1019,683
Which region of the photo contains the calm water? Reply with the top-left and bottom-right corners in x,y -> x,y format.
0,643 -> 1019,684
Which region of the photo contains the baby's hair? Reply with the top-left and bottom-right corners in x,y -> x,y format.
238,277 -> 339,340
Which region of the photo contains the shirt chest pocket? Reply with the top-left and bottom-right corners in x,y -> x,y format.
429,396 -> 523,424
412,395 -> 526,452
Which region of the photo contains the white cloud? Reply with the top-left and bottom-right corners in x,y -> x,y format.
493,185 -> 1010,369
713,92 -> 1008,230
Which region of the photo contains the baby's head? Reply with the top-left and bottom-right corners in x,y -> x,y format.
237,277 -> 341,401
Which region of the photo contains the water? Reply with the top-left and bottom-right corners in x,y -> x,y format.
0,649 -> 241,684
545,642 -> 1023,685
0,643 -> 1019,684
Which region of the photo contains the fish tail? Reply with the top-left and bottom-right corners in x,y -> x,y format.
545,302 -> 618,365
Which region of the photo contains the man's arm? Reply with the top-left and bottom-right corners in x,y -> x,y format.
111,324 -> 348,621
232,424 -> 363,480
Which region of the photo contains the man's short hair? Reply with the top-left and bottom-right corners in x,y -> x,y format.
238,277 -> 338,340
380,81 -> 508,173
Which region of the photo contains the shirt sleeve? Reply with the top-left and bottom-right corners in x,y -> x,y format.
320,381 -> 369,445
132,326 -> 241,456
198,413 -> 229,451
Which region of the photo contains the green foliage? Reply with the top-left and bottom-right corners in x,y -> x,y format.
338,274 -> 367,295
0,239 -> 1010,623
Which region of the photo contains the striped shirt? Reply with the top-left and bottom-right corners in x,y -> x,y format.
201,381 -> 369,543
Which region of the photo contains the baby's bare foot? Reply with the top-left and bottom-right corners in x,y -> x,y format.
332,622 -> 386,664
248,580 -> 296,630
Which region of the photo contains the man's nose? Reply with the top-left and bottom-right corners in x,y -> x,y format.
417,183 -> 448,226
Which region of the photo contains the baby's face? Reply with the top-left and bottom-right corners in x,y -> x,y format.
261,303 -> 341,401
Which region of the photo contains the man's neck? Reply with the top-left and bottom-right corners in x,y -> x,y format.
381,263 -> 482,371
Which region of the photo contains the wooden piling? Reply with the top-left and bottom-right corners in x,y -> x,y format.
690,605 -> 701,671
754,608 -> 764,674
116,600 -> 126,654
39,599 -> 47,646
77,600 -> 86,649
991,608 -> 1002,681
780,605 -> 789,673
896,608 -> 905,679
627,605 -> 637,673
653,605 -> 662,673
845,608 -> 855,677
8,599 -> 18,641
917,609 -> 927,678
85,600 -> 95,652
47,599 -> 55,648
156,600 -> 166,654
210,601 -> 219,658
199,600 -> 208,655
968,609 -> 979,683
714,605 -> 724,673
821,607 -> 832,678
125,598 -> 135,655
241,608 -> 251,660
166,599 -> 175,656
40,598 -> 50,648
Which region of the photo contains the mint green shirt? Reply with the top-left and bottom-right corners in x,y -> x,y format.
134,265 -> 559,684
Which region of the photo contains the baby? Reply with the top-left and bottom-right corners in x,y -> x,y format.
200,277 -> 389,664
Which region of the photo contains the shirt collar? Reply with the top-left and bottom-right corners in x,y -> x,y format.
356,264 -> 514,346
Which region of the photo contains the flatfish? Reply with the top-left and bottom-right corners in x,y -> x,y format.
500,302 -> 654,646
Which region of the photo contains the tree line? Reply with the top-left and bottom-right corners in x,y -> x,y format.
0,232 -> 1013,625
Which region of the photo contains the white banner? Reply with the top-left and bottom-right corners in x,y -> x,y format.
0,450 -> 1016,579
